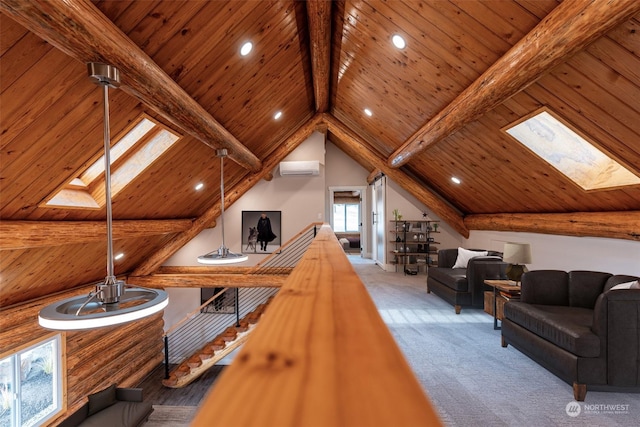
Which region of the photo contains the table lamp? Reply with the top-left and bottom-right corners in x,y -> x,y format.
503,242 -> 532,284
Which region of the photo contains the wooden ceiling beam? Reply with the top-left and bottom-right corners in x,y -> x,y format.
0,0 -> 261,171
366,169 -> 382,185
464,211 -> 640,242
0,219 -> 192,250
306,0 -> 332,112
132,113 -> 324,276
324,114 -> 469,238
388,0 -> 640,167
127,273 -> 286,289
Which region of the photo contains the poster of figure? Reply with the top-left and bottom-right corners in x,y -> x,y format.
242,211 -> 281,254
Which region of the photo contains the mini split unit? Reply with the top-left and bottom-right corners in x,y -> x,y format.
279,160 -> 320,176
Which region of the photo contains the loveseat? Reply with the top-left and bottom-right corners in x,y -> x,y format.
59,384 -> 153,427
501,270 -> 640,401
427,248 -> 508,314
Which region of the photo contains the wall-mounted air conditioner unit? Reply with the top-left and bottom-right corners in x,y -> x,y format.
279,160 -> 320,176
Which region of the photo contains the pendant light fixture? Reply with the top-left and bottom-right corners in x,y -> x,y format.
38,63 -> 168,330
197,149 -> 248,264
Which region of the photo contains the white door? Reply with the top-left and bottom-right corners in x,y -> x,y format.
373,177 -> 385,268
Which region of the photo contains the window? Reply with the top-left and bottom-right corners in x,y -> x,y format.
0,334 -> 63,427
44,115 -> 180,208
333,203 -> 360,232
504,108 -> 640,191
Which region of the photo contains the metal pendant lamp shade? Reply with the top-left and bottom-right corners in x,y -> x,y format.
197,149 -> 248,265
38,63 -> 168,330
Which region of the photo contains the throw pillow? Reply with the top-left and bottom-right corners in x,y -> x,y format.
610,280 -> 640,290
452,247 -> 488,269
87,384 -> 117,416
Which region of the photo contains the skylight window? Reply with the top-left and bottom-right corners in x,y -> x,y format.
44,115 -> 180,209
504,108 -> 640,191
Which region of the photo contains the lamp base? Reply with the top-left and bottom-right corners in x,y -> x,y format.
506,264 -> 528,283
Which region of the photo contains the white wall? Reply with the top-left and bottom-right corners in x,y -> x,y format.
324,141 -> 371,254
466,230 -> 640,276
162,132 -> 326,330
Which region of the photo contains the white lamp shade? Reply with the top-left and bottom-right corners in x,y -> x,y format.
503,242 -> 532,264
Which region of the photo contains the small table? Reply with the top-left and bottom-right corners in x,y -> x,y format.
484,279 -> 521,330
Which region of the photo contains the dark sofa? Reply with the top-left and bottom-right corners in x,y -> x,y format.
427,248 -> 508,314
59,385 -> 153,427
501,270 -> 640,401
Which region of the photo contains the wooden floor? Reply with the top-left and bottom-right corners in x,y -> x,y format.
137,363 -> 227,406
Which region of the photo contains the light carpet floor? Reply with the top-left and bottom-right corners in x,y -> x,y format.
350,255 -> 639,427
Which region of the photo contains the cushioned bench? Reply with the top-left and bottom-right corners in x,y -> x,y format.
59,385 -> 153,427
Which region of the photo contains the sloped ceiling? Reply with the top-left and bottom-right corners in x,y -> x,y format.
1,0 -> 639,308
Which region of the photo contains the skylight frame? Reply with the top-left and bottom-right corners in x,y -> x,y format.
502,107 -> 640,192
42,114 -> 181,209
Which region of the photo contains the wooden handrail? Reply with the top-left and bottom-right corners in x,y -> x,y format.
191,225 -> 442,426
250,221 -> 324,271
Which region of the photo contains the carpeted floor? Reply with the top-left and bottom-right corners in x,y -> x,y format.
350,255 -> 640,426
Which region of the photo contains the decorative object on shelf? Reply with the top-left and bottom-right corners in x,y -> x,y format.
390,219 -> 440,275
38,63 -> 168,330
392,208 -> 402,220
197,149 -> 248,264
433,223 -> 438,232
503,242 -> 532,284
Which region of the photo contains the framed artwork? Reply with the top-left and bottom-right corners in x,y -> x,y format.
242,210 -> 281,254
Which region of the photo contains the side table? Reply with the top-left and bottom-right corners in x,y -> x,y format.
484,279 -> 521,330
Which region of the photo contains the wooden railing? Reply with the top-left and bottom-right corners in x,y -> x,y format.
191,225 -> 442,426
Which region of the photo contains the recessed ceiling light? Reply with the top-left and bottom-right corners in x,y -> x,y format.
274,111 -> 282,120
392,34 -> 406,49
451,177 -> 461,184
195,182 -> 204,191
114,253 -> 124,261
364,108 -> 373,117
240,41 -> 253,56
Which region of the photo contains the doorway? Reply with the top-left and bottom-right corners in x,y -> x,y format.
329,186 -> 367,255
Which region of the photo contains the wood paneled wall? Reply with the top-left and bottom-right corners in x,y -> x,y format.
0,287 -> 164,425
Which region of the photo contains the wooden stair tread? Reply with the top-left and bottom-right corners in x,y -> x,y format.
162,322 -> 257,388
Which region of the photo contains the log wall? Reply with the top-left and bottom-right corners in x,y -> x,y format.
0,287 -> 164,426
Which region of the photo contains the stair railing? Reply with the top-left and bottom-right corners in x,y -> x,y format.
162,222 -> 323,378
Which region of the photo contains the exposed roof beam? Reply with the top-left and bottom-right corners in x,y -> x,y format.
132,113 -> 324,276
324,114 -> 469,238
0,219 -> 192,250
306,0 -> 332,112
465,211 -> 640,242
128,273 -> 286,289
366,169 -> 383,185
0,0 -> 262,171
388,0 -> 640,168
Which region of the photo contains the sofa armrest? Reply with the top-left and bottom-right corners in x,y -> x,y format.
603,290 -> 640,386
467,257 -> 508,306
116,388 -> 144,402
520,270 -> 569,305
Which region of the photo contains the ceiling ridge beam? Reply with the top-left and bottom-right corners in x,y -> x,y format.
131,113 -> 324,276
323,113 -> 469,238
306,0 -> 332,112
388,0 -> 640,168
0,0 -> 261,171
0,219 -> 193,250
464,211 -> 640,242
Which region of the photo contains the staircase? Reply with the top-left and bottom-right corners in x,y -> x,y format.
163,299 -> 272,388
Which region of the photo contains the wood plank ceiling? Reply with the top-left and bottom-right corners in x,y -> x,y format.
1,0 -> 639,308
